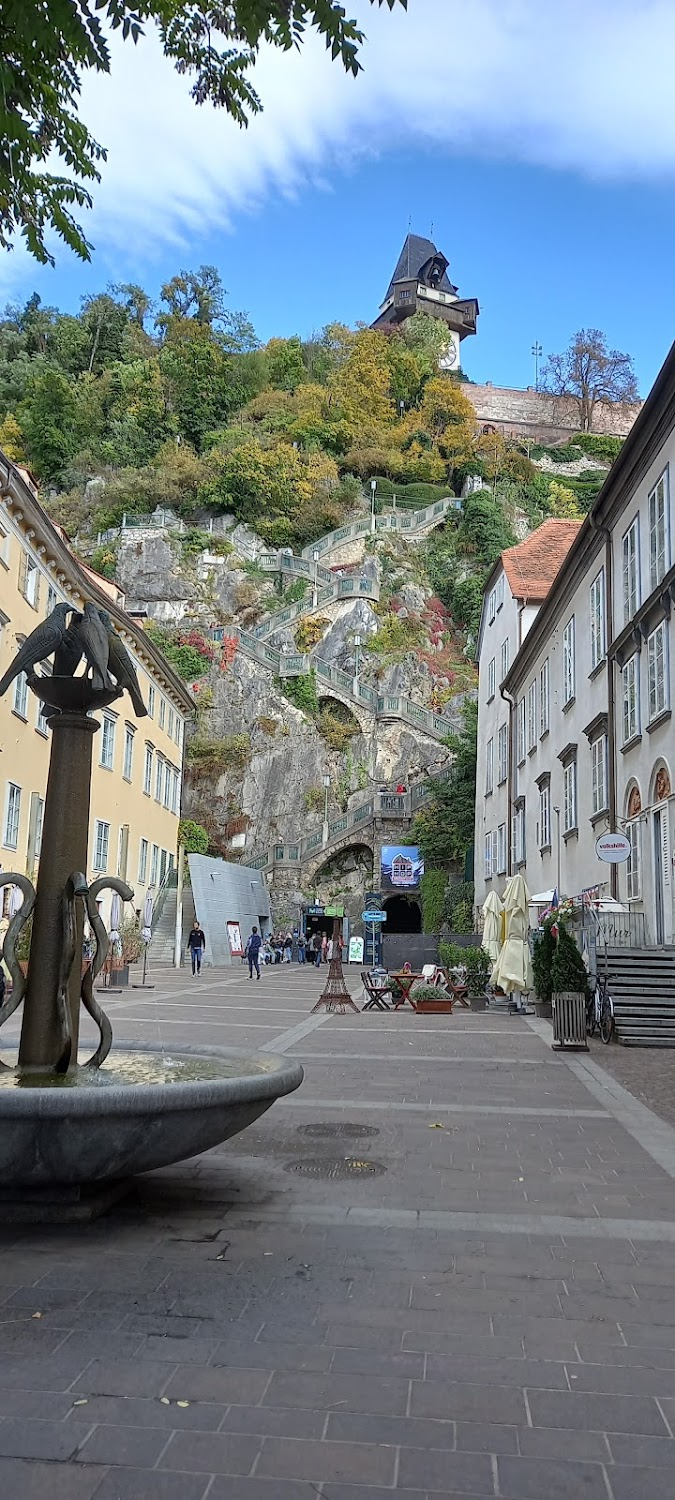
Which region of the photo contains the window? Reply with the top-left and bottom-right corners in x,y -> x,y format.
143,744 -> 153,796
527,682 -> 537,753
93,819 -> 110,872
148,683 -> 155,718
538,782 -> 551,850
150,843 -> 159,886
622,517 -> 639,623
649,471 -> 669,591
100,713 -> 116,770
162,763 -> 171,809
176,718 -> 183,749
155,755 -> 164,803
648,622 -> 668,720
563,758 -> 577,833
36,694 -> 50,736
500,638 -> 509,681
34,795 -> 44,858
540,659 -> 550,736
0,522 -> 8,566
591,735 -> 608,815
627,820 -> 641,900
622,655 -> 640,743
512,803 -> 526,865
171,768 -> 180,816
123,726 -> 134,781
486,738 -> 494,795
484,832 -> 493,879
498,723 -> 508,784
496,574 -> 505,610
562,616 -> 575,704
517,698 -> 526,764
487,657 -> 496,701
13,671 -> 28,718
46,583 -> 58,614
497,823 -> 507,874
159,697 -> 166,730
3,783 -> 21,849
487,589 -> 496,625
168,707 -> 174,739
138,838 -> 149,884
22,554 -> 39,608
590,569 -> 605,670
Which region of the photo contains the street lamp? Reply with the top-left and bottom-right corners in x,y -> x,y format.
370,478 -> 377,534
531,341 -> 543,391
398,400 -> 405,420
322,772 -> 330,845
354,633 -> 362,684
312,549 -> 319,608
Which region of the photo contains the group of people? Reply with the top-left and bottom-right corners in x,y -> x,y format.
187,918 -> 343,982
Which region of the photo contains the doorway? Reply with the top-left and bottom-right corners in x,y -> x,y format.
382,896 -> 422,933
653,806 -> 672,945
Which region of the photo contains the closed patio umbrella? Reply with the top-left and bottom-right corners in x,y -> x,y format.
141,888 -> 154,944
109,891 -> 122,946
481,890 -> 503,964
490,873 -> 534,996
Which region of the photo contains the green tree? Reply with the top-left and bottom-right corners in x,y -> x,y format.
412,699 -> 478,865
458,493 -> 516,569
178,819 -> 209,854
20,367 -> 78,480
0,2 -> 405,266
266,337 -> 305,392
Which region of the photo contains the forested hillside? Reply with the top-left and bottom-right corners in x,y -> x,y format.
0,266 -> 621,641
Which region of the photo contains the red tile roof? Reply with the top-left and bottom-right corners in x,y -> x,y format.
502,520 -> 582,602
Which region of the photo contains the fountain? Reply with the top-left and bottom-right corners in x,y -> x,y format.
0,604 -> 303,1220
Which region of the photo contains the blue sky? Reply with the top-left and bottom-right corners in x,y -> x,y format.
3,0 -> 675,396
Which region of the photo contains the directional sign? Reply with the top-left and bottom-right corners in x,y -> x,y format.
362,910 -> 387,923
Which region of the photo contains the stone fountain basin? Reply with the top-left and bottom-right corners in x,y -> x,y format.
0,1045 -> 303,1187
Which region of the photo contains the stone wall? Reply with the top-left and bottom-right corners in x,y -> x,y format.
468,384 -> 642,442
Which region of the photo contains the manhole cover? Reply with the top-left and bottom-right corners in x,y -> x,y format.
297,1123 -> 380,1140
285,1157 -> 386,1180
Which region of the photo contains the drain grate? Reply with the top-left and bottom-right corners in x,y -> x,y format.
285,1157 -> 386,1180
297,1123 -> 380,1140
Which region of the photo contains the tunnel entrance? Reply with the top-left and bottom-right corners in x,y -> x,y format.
383,896 -> 422,933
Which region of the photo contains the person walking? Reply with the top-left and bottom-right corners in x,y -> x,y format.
283,931 -> 293,963
187,920 -> 206,977
314,933 -> 323,969
321,932 -> 328,965
326,937 -> 334,962
297,932 -> 306,964
247,925 -> 262,981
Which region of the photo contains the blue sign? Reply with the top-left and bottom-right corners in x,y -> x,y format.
362,910 -> 387,923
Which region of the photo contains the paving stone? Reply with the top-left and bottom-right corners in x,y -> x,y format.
65,1394 -> 225,1430
0,1353 -> 91,1390
397,1446 -> 494,1493
0,1456 -> 104,1500
73,1360 -> 175,1398
455,1420 -> 519,1454
0,1418 -> 91,1461
88,1470 -> 210,1500
163,1366 -> 271,1404
411,1379 -> 527,1426
606,1467 -> 675,1500
329,1347 -> 424,1378
254,1435 -> 397,1486
426,1356 -> 569,1390
158,1430 -> 261,1474
565,1362 -> 675,1397
263,1370 -> 410,1415
517,1426 -> 611,1461
326,1411 -> 456,1450
76,1424 -> 170,1467
209,1481 -> 331,1500
210,1339 -> 331,1372
222,1404 -> 326,1439
0,1389 -> 75,1421
497,1455 -> 609,1499
140,1336 -> 221,1364
527,1389 -> 669,1436
607,1433 -> 675,1468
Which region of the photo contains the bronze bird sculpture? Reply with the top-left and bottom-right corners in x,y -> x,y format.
73,602 -> 112,690
52,611 -> 84,678
0,603 -> 71,697
98,609 -> 148,717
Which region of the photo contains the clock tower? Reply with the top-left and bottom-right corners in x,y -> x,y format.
371,233 -> 478,368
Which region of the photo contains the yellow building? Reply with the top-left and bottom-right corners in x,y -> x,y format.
0,456 -> 193,935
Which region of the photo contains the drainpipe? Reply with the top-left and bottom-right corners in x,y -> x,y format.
589,513 -> 617,899
500,682 -> 515,877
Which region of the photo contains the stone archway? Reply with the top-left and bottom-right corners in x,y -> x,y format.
383,895 -> 422,933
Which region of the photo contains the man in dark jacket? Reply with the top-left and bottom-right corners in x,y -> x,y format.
248,925 -> 263,980
187,920 -> 206,976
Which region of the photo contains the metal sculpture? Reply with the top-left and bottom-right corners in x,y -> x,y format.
311,917 -> 358,1014
0,600 -> 147,1073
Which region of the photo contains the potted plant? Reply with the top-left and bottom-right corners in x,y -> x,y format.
463,946 -> 491,1011
551,922 -> 590,1049
532,919 -> 555,1019
411,981 -> 454,1015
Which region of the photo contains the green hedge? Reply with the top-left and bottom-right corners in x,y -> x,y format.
421,869 -> 447,933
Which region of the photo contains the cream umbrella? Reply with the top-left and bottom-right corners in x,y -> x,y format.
490,873 -> 534,996
481,890 -> 503,964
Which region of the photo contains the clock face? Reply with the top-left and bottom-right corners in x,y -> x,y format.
439,339 -> 458,370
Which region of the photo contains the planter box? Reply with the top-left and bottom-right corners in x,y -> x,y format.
469,993 -> 487,1012
534,999 -> 553,1019
415,998 -> 454,1014
552,991 -> 587,1050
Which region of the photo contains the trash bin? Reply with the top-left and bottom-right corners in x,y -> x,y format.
552,991 -> 588,1050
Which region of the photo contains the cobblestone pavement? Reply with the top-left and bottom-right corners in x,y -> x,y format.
586,1031 -> 675,1128
3,963 -> 675,1497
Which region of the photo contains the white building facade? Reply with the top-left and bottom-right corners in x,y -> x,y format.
474,343 -> 675,947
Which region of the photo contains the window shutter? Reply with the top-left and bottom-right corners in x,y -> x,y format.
18,550 -> 27,597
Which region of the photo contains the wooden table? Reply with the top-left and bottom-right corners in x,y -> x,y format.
390,972 -> 424,1010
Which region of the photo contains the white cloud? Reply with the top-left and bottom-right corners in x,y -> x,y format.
4,0 -> 675,288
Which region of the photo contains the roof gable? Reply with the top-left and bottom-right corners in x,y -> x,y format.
383,234 -> 456,300
501,520 -> 583,602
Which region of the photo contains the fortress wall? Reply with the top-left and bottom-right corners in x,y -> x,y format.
467,384 -> 642,442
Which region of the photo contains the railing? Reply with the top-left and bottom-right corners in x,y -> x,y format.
239,779 -> 451,872
252,574 -> 380,641
150,863 -> 177,935
299,497 -> 459,560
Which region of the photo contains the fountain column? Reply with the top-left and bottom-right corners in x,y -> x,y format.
19,712 -> 99,1069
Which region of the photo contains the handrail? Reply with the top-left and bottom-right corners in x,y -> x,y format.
252,574 -> 380,641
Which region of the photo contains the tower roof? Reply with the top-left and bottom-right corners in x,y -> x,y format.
383,234 -> 457,302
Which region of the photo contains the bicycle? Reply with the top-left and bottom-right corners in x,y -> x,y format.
586,973 -> 615,1044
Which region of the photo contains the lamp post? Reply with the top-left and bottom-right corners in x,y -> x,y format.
531,341 -> 543,391
370,478 -> 377,534
353,633 -> 361,695
322,773 -> 330,847
312,549 -> 319,608
553,805 -> 562,897
398,400 -> 405,420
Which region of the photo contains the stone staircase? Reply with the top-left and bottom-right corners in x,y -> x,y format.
149,885 -> 195,966
605,947 -> 675,1047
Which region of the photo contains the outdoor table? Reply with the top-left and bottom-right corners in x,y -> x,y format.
361,970 -> 392,1010
391,971 -> 425,1010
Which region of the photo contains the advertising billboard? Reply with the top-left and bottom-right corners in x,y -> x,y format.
380,845 -> 424,892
